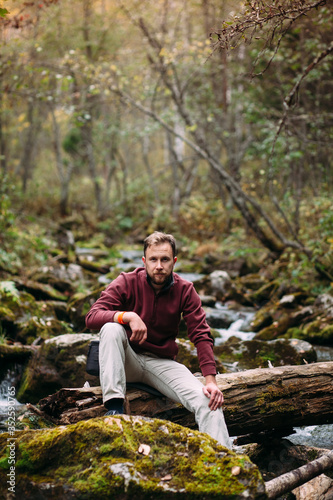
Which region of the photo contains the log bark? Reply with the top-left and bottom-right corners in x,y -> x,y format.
265,450 -> 333,499
37,362 -> 333,436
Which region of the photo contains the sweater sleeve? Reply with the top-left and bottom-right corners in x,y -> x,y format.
182,284 -> 216,377
85,274 -> 127,331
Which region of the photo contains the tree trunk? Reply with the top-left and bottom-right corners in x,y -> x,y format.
82,120 -> 103,216
141,134 -> 160,205
19,99 -> 38,193
0,79 -> 7,172
125,16 -> 315,257
49,105 -> 74,216
37,362 -> 333,437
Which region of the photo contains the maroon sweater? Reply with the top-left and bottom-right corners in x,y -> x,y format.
85,267 -> 216,377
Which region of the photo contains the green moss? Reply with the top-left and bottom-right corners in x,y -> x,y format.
15,411 -> 56,431
215,337 -> 315,369
250,307 -> 273,332
284,321 -> 333,346
255,384 -> 302,415
248,280 -> 280,306
284,327 -> 302,339
0,416 -> 266,499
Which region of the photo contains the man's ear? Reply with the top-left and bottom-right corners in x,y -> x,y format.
174,257 -> 177,264
142,256 -> 146,264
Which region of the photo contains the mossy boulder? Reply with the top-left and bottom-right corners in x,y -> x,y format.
15,315 -> 74,344
287,320 -> 333,346
17,333 -> 100,403
15,407 -> 57,432
251,291 -> 315,341
249,306 -> 273,333
0,288 -> 72,344
0,289 -> 40,331
253,314 -> 295,341
0,416 -> 267,499
176,338 -> 226,374
0,343 -> 35,362
252,291 -> 332,342
14,278 -> 69,301
67,287 -> 105,331
214,337 -> 316,369
236,274 -> 268,292
246,280 -> 280,306
251,307 -> 301,340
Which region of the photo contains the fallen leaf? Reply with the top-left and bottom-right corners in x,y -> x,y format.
138,444 -> 151,456
231,466 -> 241,476
161,474 -> 172,481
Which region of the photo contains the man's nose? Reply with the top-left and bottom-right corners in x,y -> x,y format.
156,260 -> 163,268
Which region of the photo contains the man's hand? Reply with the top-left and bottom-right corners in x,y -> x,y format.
202,375 -> 224,411
119,312 -> 147,345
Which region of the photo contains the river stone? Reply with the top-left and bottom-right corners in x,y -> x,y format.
0,416 -> 267,499
314,293 -> 333,318
198,294 -> 217,307
67,287 -> 105,330
17,333 -> 100,403
14,277 -> 68,301
247,280 -> 280,306
209,270 -> 232,296
0,343 -> 36,362
0,288 -> 73,344
204,306 -> 240,329
176,338 -> 226,374
214,337 -> 316,369
44,332 -> 97,347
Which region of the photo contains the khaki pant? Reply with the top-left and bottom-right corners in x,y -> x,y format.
99,323 -> 231,449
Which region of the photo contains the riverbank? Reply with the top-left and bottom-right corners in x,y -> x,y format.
1,220 -> 333,498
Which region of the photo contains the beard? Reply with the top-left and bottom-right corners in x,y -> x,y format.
150,273 -> 168,286
148,271 -> 172,288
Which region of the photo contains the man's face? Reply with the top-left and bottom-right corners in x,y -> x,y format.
142,243 -> 177,290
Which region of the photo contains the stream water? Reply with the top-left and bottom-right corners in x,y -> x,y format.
0,364 -> 24,431
214,315 -> 333,449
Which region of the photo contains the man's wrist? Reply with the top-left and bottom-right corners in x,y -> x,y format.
205,374 -> 217,384
114,311 -> 128,324
114,311 -> 136,325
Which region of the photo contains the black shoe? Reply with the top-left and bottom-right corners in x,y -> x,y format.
105,409 -> 124,416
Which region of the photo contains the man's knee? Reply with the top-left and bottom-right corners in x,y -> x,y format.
101,322 -> 124,334
100,323 -> 127,344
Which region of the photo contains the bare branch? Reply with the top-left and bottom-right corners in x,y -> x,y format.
210,1 -> 327,53
265,450 -> 333,499
270,40 -> 333,156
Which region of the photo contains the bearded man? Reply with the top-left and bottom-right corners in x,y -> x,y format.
85,231 -> 231,448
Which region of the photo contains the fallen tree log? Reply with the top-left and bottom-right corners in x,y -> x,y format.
37,361 -> 333,437
265,449 -> 333,499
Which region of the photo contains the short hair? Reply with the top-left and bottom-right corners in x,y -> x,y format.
143,231 -> 177,257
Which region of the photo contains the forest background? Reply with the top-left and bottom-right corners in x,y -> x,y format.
0,0 -> 333,296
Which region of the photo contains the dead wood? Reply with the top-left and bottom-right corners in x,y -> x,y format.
265,450 -> 333,499
37,362 -> 333,437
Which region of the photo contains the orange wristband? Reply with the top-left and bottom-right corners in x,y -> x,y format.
117,312 -> 126,325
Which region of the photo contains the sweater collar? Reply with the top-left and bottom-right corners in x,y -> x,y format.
146,272 -> 174,294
